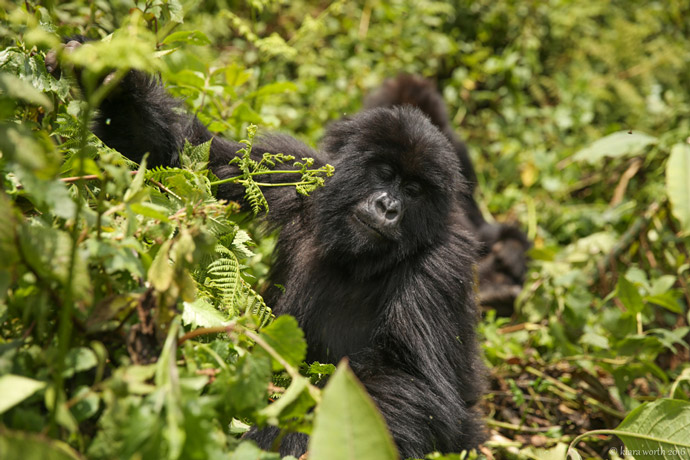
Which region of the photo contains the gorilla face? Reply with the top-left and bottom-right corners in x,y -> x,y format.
314,106 -> 463,269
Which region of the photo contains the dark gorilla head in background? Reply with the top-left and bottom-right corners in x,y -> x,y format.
311,106 -> 467,275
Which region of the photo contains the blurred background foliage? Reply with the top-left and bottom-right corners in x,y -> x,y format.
1,0 -> 690,459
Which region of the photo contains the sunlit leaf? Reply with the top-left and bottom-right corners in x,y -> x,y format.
573,131 -> 658,164
666,143 -> 690,233
0,375 -> 46,414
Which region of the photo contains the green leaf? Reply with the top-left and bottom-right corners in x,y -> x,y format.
573,131 -> 657,164
0,375 -> 46,414
0,192 -> 18,269
0,124 -> 56,174
229,441 -> 281,460
148,239 -> 174,291
123,157 -> 148,203
666,143 -> 690,233
182,298 -> 231,328
257,315 -> 307,371
211,354 -> 272,416
62,347 -> 98,378
259,375 -> 316,425
613,399 -> 690,460
161,30 -> 211,46
0,430 -> 82,460
309,361 -> 399,460
0,72 -> 54,111
129,202 -> 171,222
645,293 -> 683,314
249,81 -> 298,99
616,276 -> 645,314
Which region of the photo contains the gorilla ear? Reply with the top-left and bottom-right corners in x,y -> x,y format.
320,116 -> 357,156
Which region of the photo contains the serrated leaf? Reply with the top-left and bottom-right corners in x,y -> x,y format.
179,139 -> 211,171
211,354 -> 272,416
257,316 -> 306,371
309,361 -> 399,460
613,399 -> 690,460
232,229 -> 255,259
182,298 -> 231,328
573,131 -> 657,164
0,72 -> 53,111
666,143 -> 690,233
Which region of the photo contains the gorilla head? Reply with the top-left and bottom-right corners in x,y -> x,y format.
312,106 -> 466,276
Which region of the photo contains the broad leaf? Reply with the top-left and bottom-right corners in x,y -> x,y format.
0,375 -> 46,414
0,431 -> 82,460
182,298 -> 231,328
308,361 -> 399,460
614,399 -> 690,460
257,315 -> 307,371
616,276 -> 644,314
573,131 -> 657,164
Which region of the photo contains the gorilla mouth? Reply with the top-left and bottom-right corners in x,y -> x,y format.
352,214 -> 384,238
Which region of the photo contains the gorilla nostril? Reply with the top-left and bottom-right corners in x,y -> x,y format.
384,206 -> 399,221
375,197 -> 388,214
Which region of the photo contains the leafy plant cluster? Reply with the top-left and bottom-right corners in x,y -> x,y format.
2,0 -> 690,459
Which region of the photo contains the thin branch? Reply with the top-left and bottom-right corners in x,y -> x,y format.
177,325 -> 234,346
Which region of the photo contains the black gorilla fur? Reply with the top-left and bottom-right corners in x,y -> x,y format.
365,75 -> 530,315
65,48 -> 487,457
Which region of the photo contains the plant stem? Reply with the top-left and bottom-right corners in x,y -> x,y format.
209,169 -> 308,187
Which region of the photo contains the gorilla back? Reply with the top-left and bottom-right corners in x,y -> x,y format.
85,67 -> 487,458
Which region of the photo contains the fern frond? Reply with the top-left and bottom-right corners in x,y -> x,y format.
206,255 -> 242,316
145,166 -> 198,184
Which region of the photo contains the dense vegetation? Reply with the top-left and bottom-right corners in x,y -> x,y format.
1,1 -> 690,459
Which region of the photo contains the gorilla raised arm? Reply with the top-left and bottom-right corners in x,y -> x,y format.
82,62 -> 486,457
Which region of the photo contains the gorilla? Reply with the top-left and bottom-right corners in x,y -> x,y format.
365,74 -> 530,315
53,41 -> 487,458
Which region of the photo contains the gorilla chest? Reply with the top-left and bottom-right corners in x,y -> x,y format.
290,275 -> 386,364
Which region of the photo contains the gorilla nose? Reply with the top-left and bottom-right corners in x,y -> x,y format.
373,192 -> 401,224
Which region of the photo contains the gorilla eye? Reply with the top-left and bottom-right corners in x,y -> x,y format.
375,164 -> 396,182
403,181 -> 423,197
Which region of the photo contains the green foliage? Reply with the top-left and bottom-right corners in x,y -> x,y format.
2,0 -> 690,458
309,361 -> 399,460
568,399 -> 690,460
214,124 -> 334,214
666,143 -> 690,233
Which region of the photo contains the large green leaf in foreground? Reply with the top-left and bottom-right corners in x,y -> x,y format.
569,399 -> 690,460
309,361 -> 399,460
613,399 -> 690,460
